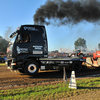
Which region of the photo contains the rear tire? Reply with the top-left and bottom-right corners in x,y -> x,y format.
24,60 -> 39,76
72,62 -> 83,72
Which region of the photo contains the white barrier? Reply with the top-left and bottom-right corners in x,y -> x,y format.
69,71 -> 77,89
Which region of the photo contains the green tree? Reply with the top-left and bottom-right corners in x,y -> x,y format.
0,36 -> 9,53
74,38 -> 87,50
98,43 -> 100,50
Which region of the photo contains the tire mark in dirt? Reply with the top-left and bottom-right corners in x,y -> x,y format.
0,65 -> 100,89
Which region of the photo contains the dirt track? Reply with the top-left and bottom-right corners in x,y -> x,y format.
0,65 -> 100,90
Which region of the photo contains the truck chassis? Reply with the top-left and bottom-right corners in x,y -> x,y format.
6,57 -> 85,76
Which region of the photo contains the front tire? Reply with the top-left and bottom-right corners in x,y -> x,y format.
24,60 -> 39,76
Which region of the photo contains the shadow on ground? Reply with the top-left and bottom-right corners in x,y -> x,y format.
78,86 -> 100,89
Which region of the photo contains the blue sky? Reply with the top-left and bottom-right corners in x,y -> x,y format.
0,0 -> 100,51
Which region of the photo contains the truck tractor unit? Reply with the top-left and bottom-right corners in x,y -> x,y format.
5,25 -> 85,76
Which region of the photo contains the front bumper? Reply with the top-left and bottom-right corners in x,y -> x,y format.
5,58 -> 17,70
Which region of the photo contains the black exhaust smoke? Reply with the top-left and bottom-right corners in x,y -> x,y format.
33,0 -> 100,25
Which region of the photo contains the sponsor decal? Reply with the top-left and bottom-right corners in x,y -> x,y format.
69,61 -> 73,63
17,46 -> 28,54
44,55 -> 48,57
23,27 -> 39,31
33,46 -> 43,50
33,51 -> 43,54
41,66 -> 45,70
61,61 -> 64,64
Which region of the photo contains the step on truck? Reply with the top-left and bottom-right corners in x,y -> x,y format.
5,25 -> 85,76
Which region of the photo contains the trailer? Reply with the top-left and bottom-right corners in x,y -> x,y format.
5,25 -> 85,76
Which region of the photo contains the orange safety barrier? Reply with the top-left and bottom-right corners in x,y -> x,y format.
93,51 -> 100,59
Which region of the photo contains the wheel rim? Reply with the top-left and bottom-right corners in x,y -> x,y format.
28,64 -> 37,73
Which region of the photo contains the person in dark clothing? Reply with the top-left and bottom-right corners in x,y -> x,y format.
25,35 -> 30,43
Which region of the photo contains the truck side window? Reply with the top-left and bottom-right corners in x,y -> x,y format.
16,34 -> 31,43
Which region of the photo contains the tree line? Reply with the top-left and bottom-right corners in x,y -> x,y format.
74,38 -> 100,51
0,36 -> 9,53
74,38 -> 87,50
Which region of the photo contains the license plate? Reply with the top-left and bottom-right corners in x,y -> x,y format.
33,51 -> 43,54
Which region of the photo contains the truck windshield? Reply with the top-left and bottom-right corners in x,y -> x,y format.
7,34 -> 17,54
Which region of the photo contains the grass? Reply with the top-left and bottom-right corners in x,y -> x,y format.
0,63 -> 5,66
0,77 -> 100,100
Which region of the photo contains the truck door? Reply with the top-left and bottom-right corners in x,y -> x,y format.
31,31 -> 44,55
15,34 -> 31,55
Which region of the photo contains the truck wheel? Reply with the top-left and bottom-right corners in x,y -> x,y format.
18,69 -> 25,73
24,60 -> 39,76
72,62 -> 82,72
